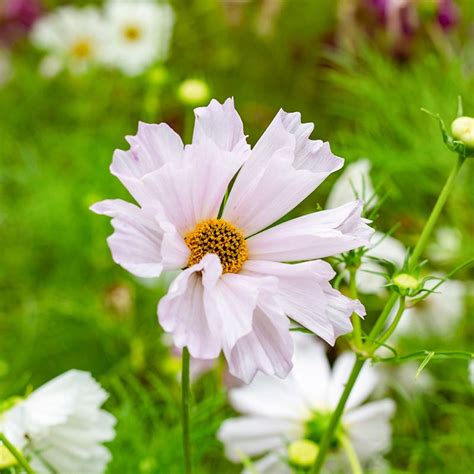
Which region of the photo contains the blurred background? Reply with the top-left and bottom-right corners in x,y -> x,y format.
0,0 -> 473,472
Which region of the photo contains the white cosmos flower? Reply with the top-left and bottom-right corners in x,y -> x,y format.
91,98 -> 373,383
426,226 -> 462,264
394,277 -> 466,338
31,6 -> 105,75
218,335 -> 395,472
326,159 -> 406,295
102,0 -> 174,76
0,370 -> 116,474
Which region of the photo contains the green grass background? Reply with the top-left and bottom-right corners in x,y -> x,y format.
1,0 -> 473,472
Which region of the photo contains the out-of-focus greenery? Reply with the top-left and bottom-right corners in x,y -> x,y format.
1,1 -> 473,473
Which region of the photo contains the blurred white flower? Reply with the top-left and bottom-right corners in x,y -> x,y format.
31,6 -> 106,75
327,159 -> 406,295
426,226 -> 462,264
469,360 -> 474,386
102,0 -> 174,76
394,277 -> 465,338
218,336 -> 395,472
0,49 -> 13,87
0,370 -> 116,474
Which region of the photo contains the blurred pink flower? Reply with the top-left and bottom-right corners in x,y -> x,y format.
92,98 -> 372,383
0,0 -> 41,46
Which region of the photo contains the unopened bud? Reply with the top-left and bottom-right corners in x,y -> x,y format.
177,79 -> 210,107
393,273 -> 419,291
288,439 -> 319,467
451,116 -> 474,148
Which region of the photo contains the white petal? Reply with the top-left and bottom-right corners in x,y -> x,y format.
246,452 -> 291,474
158,254 -> 222,359
328,354 -> 378,411
218,416 -> 301,462
242,260 -> 340,344
192,97 -> 250,155
247,201 -> 373,262
228,372 -> 310,421
326,159 -> 376,209
344,399 -> 396,461
90,199 -> 167,277
143,138 -> 244,234
110,122 -> 184,205
227,302 -> 293,383
224,110 -> 342,235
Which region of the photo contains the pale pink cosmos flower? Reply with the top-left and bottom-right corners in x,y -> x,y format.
91,98 -> 373,383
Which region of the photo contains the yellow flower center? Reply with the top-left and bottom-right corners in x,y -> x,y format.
122,24 -> 142,42
71,39 -> 93,59
184,219 -> 248,273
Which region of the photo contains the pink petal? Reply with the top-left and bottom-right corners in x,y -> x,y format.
192,97 -> 250,156
227,303 -> 293,383
158,255 -> 223,359
143,137 -> 245,234
110,122 -> 184,205
223,110 -> 343,235
247,200 -> 373,262
90,199 -> 165,278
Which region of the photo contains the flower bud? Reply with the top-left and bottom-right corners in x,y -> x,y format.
288,439 -> 319,468
393,273 -> 419,291
177,79 -> 211,107
451,116 -> 474,148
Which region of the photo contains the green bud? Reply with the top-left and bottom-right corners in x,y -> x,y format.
393,273 -> 419,291
288,439 -> 319,468
177,79 -> 211,107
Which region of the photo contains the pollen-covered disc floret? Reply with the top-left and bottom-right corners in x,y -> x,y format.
184,219 -> 248,273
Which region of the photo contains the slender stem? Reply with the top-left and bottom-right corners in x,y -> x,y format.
365,292 -> 399,352
349,267 -> 362,348
377,297 -> 406,347
181,347 -> 192,474
310,357 -> 365,473
339,433 -> 363,474
409,155 -> 465,269
0,433 -> 35,474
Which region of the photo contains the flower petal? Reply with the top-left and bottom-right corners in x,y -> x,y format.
143,137 -> 244,234
218,416 -> 301,462
245,452 -> 291,474
158,254 -> 223,359
223,110 -> 343,235
247,201 -> 373,262
192,97 -> 250,155
111,122 -> 184,204
242,260 -> 340,344
90,199 -> 166,277
227,302 -> 293,383
344,399 -> 396,461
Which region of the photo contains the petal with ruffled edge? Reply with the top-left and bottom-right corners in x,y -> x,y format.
143,137 -> 245,234
343,399 -> 396,461
218,416 -> 302,462
223,110 -> 343,235
327,352 -> 378,411
242,260 -> 347,344
91,199 -> 168,277
227,301 -> 293,383
158,254 -> 223,359
110,122 -> 184,205
247,201 -> 373,262
192,98 -> 250,156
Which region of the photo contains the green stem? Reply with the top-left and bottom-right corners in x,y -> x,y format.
0,433 -> 35,474
365,292 -> 399,352
409,154 -> 465,269
181,347 -> 192,474
349,267 -> 362,348
339,433 -> 363,474
310,357 -> 365,474
377,297 -> 406,347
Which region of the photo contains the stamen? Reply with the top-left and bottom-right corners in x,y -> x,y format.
71,39 -> 92,59
184,219 -> 248,273
122,24 -> 142,42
